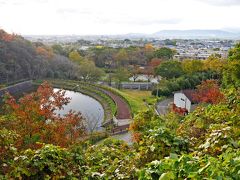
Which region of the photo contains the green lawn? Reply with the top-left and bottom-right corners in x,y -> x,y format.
118,89 -> 158,115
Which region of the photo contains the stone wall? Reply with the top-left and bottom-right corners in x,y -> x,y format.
0,80 -> 33,97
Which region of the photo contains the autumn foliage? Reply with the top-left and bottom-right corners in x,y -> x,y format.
148,58 -> 162,68
193,80 -> 225,104
2,82 -> 86,149
36,46 -> 54,59
0,29 -> 16,42
171,103 -> 188,115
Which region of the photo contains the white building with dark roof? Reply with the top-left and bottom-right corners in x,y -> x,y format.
173,89 -> 198,113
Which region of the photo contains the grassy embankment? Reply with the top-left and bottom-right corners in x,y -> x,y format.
34,79 -> 161,117
118,90 -> 160,115
99,86 -> 161,115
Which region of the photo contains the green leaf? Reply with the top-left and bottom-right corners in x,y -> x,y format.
159,172 -> 174,180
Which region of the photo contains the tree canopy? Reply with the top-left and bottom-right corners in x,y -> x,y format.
154,47 -> 175,60
69,50 -> 83,64
0,29 -> 79,83
228,43 -> 240,61
182,59 -> 204,74
78,60 -> 104,82
155,60 -> 184,79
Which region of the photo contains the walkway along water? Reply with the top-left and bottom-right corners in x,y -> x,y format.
1,80 -> 133,135
93,86 -> 132,134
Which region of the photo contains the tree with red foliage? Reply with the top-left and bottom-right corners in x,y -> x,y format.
193,80 -> 225,104
171,103 -> 188,116
148,58 -> 162,68
2,82 -> 86,149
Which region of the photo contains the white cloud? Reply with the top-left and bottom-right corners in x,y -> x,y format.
0,0 -> 240,35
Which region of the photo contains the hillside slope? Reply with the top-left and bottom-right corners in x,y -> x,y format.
0,29 -> 78,84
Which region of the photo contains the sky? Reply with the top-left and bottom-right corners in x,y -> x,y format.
0,0 -> 240,35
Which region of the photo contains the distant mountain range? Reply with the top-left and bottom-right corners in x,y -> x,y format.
24,29 -> 240,41
122,30 -> 240,39
151,30 -> 240,39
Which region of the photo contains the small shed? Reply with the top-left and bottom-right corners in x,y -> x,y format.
173,89 -> 197,113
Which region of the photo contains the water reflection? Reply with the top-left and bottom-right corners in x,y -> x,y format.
54,88 -> 104,131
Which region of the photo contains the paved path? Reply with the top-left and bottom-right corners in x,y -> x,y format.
111,132 -> 133,145
100,89 -> 131,119
97,132 -> 133,145
97,88 -> 132,134
156,98 -> 173,115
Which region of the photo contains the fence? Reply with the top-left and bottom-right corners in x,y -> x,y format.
101,82 -> 153,90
